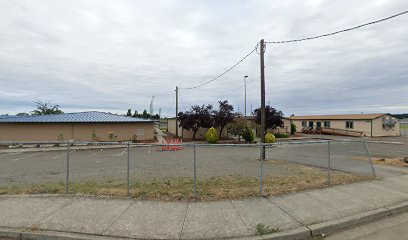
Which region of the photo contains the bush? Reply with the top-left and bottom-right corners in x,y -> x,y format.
265,133 -> 276,143
290,123 -> 296,135
57,133 -> 64,141
242,127 -> 254,143
274,133 -> 289,138
206,127 -> 219,144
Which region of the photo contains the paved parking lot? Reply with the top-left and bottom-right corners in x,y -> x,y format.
0,140 -> 407,187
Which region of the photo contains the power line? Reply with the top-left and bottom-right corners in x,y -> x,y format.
181,43 -> 259,90
266,10 -> 408,44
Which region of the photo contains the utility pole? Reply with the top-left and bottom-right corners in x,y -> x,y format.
244,75 -> 248,117
175,86 -> 179,138
260,39 -> 266,145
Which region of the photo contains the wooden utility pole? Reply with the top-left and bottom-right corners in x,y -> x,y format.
175,86 -> 179,138
260,39 -> 266,144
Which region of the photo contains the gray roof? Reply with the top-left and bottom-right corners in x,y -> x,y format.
0,111 -> 155,123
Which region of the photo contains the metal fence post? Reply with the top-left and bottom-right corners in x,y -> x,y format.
65,141 -> 70,194
363,139 -> 377,177
193,144 -> 197,197
327,141 -> 331,185
127,142 -> 130,197
259,143 -> 264,196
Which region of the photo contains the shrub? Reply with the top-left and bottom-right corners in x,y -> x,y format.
131,134 -> 138,143
91,130 -> 99,141
57,133 -> 64,141
242,127 -> 254,143
206,127 -> 219,144
290,123 -> 296,135
265,133 -> 276,143
274,133 -> 289,138
107,131 -> 116,141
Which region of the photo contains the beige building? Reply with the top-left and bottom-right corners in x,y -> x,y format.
289,113 -> 400,137
0,111 -> 155,142
167,118 -> 228,139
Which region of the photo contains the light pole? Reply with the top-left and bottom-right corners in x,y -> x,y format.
244,75 -> 248,116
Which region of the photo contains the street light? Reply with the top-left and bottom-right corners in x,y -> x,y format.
244,75 -> 248,117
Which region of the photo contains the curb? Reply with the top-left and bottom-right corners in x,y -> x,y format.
1,201 -> 408,240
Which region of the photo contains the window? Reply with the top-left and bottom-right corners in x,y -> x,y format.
136,129 -> 145,136
324,121 -> 331,128
302,121 -> 307,127
345,121 -> 354,129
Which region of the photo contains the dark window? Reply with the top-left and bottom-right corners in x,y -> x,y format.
302,121 -> 306,127
345,120 -> 354,129
324,121 -> 331,128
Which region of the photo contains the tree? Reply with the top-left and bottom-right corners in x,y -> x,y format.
132,110 -> 139,118
226,117 -> 252,142
126,109 -> 132,116
178,104 -> 213,139
16,112 -> 29,116
213,100 -> 234,138
142,110 -> 150,119
31,101 -> 63,115
253,106 -> 284,134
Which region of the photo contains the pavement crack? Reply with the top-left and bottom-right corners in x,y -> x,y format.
102,200 -> 134,235
230,199 -> 251,231
264,196 -> 306,226
179,202 -> 189,240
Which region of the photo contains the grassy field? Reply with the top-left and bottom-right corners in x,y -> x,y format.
401,125 -> 408,129
0,172 -> 371,200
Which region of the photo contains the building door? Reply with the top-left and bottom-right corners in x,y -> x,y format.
316,121 -> 322,128
308,121 -> 314,128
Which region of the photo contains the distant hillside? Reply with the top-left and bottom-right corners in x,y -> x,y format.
392,113 -> 408,119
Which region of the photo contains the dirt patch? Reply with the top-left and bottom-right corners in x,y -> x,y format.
353,156 -> 408,167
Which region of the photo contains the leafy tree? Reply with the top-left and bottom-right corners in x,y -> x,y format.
126,109 -> 132,116
226,117 -> 253,142
132,110 -> 139,117
142,110 -> 150,119
178,104 -> 213,139
31,101 -> 63,115
213,100 -> 234,138
253,106 -> 284,134
16,112 -> 29,116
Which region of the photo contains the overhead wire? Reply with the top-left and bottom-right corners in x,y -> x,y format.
181,43 -> 259,90
265,10 -> 408,44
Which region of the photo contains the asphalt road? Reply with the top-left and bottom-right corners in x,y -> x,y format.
0,141 -> 407,187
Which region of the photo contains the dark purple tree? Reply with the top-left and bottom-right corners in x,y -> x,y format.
213,100 -> 235,138
178,104 -> 213,139
253,106 -> 284,134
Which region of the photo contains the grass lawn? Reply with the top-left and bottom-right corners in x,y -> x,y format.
0,172 -> 371,200
401,125 -> 408,129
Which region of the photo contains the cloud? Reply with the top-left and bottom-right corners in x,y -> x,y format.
0,0 -> 407,117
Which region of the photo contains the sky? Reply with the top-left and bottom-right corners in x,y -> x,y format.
0,0 -> 407,117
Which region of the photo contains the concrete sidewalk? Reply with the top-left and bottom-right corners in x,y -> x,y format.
1,175 -> 408,240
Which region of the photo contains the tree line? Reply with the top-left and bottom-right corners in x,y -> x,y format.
126,109 -> 160,119
177,100 -> 284,139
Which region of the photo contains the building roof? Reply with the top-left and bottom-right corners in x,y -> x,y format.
0,111 -> 156,123
289,113 -> 389,120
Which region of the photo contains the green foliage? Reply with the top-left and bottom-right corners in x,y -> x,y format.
107,131 -> 116,141
226,117 -> 254,141
130,109 -> 160,119
265,133 -> 276,143
274,133 -> 289,138
290,123 -> 296,135
91,130 -> 99,141
255,223 -> 279,236
31,101 -> 63,115
57,133 -> 64,141
126,109 -> 132,116
242,127 -> 254,143
206,127 -> 219,144
131,134 -> 138,143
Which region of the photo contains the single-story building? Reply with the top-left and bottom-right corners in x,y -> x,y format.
167,118 -> 228,139
289,113 -> 400,137
0,111 -> 156,142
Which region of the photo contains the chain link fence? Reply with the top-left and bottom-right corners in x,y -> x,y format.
0,140 -> 379,199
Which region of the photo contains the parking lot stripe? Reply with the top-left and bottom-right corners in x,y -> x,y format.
12,153 -> 42,161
